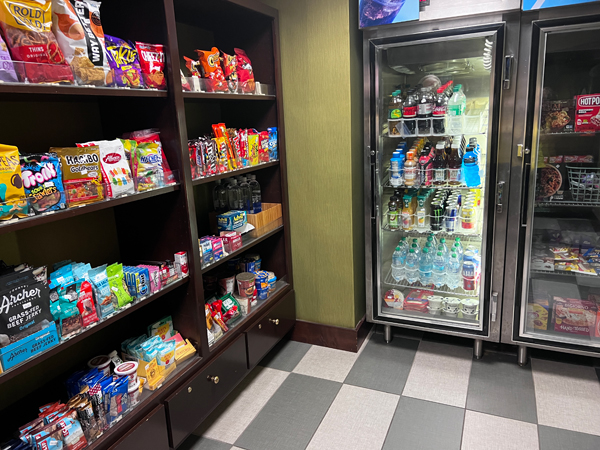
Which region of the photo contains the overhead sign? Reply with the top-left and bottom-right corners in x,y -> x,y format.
359,0 -> 420,28
523,0 -> 598,10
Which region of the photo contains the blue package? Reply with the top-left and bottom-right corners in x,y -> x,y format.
267,127 -> 278,160
107,377 -> 129,424
20,153 -> 66,215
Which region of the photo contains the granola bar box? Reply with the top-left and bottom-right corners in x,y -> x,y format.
552,296 -> 597,336
575,94 -> 600,133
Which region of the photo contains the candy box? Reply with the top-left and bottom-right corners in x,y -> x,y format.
220,232 -> 242,253
552,297 -> 597,336
575,94 -> 600,132
217,210 -> 247,232
0,322 -> 59,370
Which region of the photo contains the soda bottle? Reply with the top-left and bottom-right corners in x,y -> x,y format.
418,87 -> 434,135
226,178 -> 243,210
212,179 -> 228,213
432,251 -> 446,288
404,151 -> 417,186
238,176 -> 253,211
416,195 -> 427,229
391,246 -> 405,282
403,90 -> 418,135
447,142 -> 462,185
432,86 -> 448,134
401,197 -> 412,231
418,247 -> 433,286
419,144 -> 433,186
405,249 -> 419,285
388,196 -> 399,230
248,174 -> 262,213
446,253 -> 461,290
432,143 -> 446,186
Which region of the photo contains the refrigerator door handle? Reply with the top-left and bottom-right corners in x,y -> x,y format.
503,55 -> 514,90
491,291 -> 499,322
496,181 -> 505,213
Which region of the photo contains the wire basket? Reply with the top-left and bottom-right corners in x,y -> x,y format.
567,165 -> 600,203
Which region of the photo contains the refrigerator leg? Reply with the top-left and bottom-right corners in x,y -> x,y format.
473,339 -> 483,359
384,325 -> 393,344
517,346 -> 528,367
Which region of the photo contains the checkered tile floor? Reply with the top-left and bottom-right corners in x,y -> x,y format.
180,327 -> 600,450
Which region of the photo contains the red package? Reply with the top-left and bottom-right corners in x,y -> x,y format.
127,129 -> 174,184
209,300 -> 228,331
575,94 -> 600,133
221,50 -> 238,92
77,281 -> 98,327
258,131 -> 269,163
196,47 -> 227,92
184,56 -> 200,77
234,48 -> 255,93
135,41 -> 166,90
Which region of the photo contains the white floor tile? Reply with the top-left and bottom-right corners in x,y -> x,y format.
402,341 -> 472,407
292,345 -> 358,382
196,367 -> 289,444
306,384 -> 399,450
532,358 -> 600,436
461,411 -> 539,450
230,447 -> 245,450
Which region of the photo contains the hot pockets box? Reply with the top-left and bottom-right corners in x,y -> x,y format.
575,94 -> 600,132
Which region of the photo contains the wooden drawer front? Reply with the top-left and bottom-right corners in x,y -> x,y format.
110,406 -> 169,450
247,290 -> 296,369
166,336 -> 247,448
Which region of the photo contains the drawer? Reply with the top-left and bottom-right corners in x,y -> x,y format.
110,406 -> 169,450
246,290 -> 296,369
166,335 -> 248,448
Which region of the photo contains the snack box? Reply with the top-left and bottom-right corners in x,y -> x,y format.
527,300 -> 549,331
0,323 -> 59,370
174,252 -> 188,277
575,94 -> 600,132
217,210 -> 247,232
552,297 -> 597,336
220,232 -> 243,253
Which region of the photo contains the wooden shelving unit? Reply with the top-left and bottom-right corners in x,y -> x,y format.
0,1 -> 294,449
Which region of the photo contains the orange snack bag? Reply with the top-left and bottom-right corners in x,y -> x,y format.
195,47 -> 227,92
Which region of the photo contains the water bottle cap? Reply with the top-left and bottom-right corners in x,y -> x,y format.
412,244 -> 418,248
395,246 -> 400,251
427,236 -> 433,241
455,237 -> 461,242
425,242 -> 431,247
423,248 -> 429,253
440,238 -> 446,243
409,249 -> 415,253
437,252 -> 443,256
412,239 -> 419,243
401,237 -> 407,241
451,253 -> 457,258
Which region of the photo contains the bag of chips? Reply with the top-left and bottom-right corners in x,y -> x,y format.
78,139 -> 133,198
20,153 -> 66,214
105,35 -> 143,88
196,47 -> 227,92
128,129 -> 174,185
76,280 -> 99,327
135,41 -> 166,90
221,50 -> 238,92
132,142 -> 162,192
88,265 -> 115,317
0,0 -> 74,84
0,144 -> 28,220
52,0 -> 110,86
53,146 -> 103,206
106,263 -> 132,308
258,131 -> 269,163
234,48 -> 255,93
0,33 -> 17,82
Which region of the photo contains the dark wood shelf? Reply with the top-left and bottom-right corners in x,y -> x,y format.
183,91 -> 276,101
0,184 -> 179,235
200,225 -> 284,274
0,276 -> 189,386
0,83 -> 168,98
192,161 -> 279,186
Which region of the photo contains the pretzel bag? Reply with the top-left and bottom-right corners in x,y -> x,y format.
0,0 -> 74,84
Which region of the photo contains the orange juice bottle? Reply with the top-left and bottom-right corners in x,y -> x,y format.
404,151 -> 417,186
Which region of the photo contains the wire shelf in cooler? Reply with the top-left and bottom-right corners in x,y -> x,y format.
382,268 -> 479,298
535,200 -> 600,208
382,208 -> 484,239
383,180 -> 483,190
530,269 -> 599,279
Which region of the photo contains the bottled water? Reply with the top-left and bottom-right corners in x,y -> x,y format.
432,251 -> 446,288
248,174 -> 262,213
453,240 -> 464,262
238,176 -> 253,212
226,178 -> 243,210
411,242 -> 421,258
391,246 -> 405,282
428,233 -> 438,248
446,253 -> 462,290
439,238 -> 449,256
419,247 -> 433,286
405,249 -> 419,284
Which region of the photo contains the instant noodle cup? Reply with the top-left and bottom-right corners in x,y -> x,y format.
0,144 -> 28,220
114,361 -> 138,388
236,272 -> 255,298
87,355 -> 111,377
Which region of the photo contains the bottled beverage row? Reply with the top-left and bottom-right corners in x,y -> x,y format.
388,136 -> 482,189
213,175 -> 262,214
388,187 -> 482,234
390,235 -> 481,294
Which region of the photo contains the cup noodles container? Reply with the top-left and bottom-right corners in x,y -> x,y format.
114,361 -> 139,387
575,94 -> 600,132
87,355 -> 111,377
174,252 -> 188,277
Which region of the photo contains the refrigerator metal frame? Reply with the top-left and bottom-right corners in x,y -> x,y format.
364,12 -> 520,346
501,4 -> 600,360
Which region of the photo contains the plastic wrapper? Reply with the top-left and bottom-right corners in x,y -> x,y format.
21,153 -> 66,214
53,146 -> 103,206
106,263 -> 132,308
0,33 -> 17,82
258,131 -> 269,163
105,35 -> 143,88
88,265 -> 114,317
267,127 -> 278,160
196,47 -> 227,92
221,49 -> 237,92
220,294 -> 241,322
0,144 -> 28,220
78,139 -> 134,198
128,129 -> 174,185
136,41 -> 166,90
234,48 -> 255,93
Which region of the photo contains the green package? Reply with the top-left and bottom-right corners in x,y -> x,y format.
220,293 -> 241,323
107,263 -> 132,308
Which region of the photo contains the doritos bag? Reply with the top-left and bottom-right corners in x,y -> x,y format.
52,0 -> 110,86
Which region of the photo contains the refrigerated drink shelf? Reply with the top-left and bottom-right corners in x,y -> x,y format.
383,269 -> 480,297
382,132 -> 488,139
382,223 -> 483,238
384,180 -> 483,190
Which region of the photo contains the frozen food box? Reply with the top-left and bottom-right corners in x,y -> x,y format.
575,94 -> 600,133
552,297 -> 597,336
527,300 -> 549,331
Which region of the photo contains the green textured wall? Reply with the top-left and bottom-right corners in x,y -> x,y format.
262,0 -> 364,328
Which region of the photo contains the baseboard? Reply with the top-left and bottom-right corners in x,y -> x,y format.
291,316 -> 372,353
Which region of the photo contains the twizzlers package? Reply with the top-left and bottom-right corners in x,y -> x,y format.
575,94 -> 600,133
136,41 -> 166,90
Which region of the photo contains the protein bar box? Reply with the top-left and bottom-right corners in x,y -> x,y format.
575,94 -> 600,132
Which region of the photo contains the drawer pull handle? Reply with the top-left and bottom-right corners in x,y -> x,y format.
258,324 -> 262,329
208,375 -> 220,384
188,387 -> 192,393
269,318 -> 280,325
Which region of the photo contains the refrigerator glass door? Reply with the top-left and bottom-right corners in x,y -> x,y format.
520,24 -> 600,347
374,32 -> 499,331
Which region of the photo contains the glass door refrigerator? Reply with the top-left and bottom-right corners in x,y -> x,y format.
502,5 -> 600,364
364,14 -> 519,357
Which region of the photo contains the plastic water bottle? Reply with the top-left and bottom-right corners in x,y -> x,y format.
446,253 -> 462,289
439,238 -> 449,256
248,174 -> 262,213
398,236 -> 408,250
428,233 -> 438,248
411,243 -> 420,258
226,178 -> 243,210
419,247 -> 433,286
238,176 -> 253,212
448,84 -> 466,134
453,238 -> 464,261
432,251 -> 446,288
405,249 -> 419,284
391,246 -> 405,282
212,179 -> 228,213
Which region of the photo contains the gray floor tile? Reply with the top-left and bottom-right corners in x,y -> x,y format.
374,324 -> 424,341
344,332 -> 419,395
234,373 -> 342,450
383,397 -> 464,450
259,339 -> 312,372
466,351 -> 538,423
539,425 -> 600,450
179,436 -> 231,450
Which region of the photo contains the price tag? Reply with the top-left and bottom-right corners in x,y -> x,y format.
144,359 -> 161,386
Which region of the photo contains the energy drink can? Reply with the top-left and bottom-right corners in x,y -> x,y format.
431,202 -> 444,231
445,205 -> 457,232
463,261 -> 475,291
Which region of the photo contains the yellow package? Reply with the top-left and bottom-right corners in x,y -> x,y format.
248,133 -> 259,166
527,301 -> 549,330
0,144 -> 28,220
